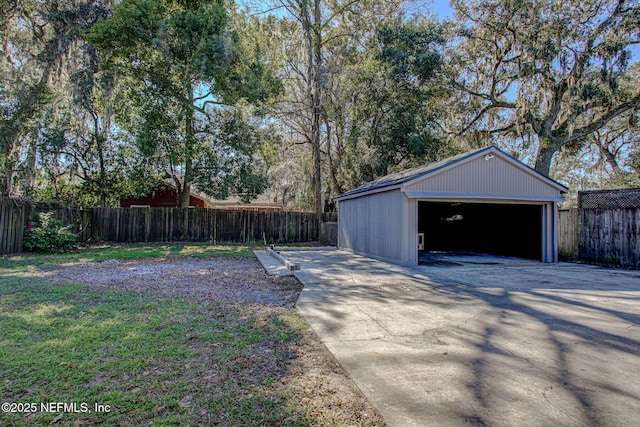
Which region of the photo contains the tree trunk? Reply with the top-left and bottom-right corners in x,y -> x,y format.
22,136 -> 37,198
534,137 -> 561,177
1,156 -> 15,197
311,0 -> 323,214
324,115 -> 343,195
98,143 -> 107,207
180,182 -> 191,207
94,112 -> 108,207
597,142 -> 624,175
180,85 -> 195,208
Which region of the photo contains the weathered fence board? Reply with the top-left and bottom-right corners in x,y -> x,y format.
320,222 -> 338,245
0,199 -> 25,255
578,208 -> 640,268
558,209 -> 579,259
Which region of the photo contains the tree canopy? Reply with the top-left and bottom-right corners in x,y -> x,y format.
86,0 -> 280,206
446,0 -> 640,176
1,0 -> 638,208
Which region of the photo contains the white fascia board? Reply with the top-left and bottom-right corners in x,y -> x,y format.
402,191 -> 564,202
402,147 -> 569,194
334,185 -> 402,202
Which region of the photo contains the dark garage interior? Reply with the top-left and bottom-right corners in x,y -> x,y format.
418,201 -> 542,261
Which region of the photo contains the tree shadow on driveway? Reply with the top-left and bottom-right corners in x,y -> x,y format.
290,250 -> 640,427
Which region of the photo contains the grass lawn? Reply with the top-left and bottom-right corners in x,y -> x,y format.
0,242 -> 258,269
0,244 -> 383,426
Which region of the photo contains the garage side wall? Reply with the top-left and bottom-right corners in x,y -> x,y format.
338,190 -> 409,265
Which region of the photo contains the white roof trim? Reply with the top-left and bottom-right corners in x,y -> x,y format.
402,191 -> 564,202
402,146 -> 568,194
334,184 -> 402,202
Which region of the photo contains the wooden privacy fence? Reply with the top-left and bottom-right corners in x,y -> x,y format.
0,202 -> 338,255
579,208 -> 640,268
558,208 -> 579,259
1,199 -> 88,255
0,199 -> 26,255
559,207 -> 640,268
89,208 -> 337,244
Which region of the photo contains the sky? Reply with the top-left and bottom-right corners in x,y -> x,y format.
429,1 -> 454,19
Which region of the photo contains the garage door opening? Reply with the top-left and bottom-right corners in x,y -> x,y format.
418,201 -> 542,261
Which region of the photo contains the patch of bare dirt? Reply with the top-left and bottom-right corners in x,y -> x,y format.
281,327 -> 386,426
36,257 -> 303,307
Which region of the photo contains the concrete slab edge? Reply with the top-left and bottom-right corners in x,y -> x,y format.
267,248 -> 300,271
252,250 -> 293,276
274,246 -> 337,252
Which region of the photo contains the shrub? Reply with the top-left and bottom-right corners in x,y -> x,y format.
23,212 -> 78,253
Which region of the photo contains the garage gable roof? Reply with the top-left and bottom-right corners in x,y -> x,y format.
335,145 -> 568,201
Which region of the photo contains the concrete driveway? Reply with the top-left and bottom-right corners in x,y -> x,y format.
284,249 -> 640,427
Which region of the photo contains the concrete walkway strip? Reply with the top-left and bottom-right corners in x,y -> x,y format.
254,246 -> 338,276
267,248 -> 300,271
273,249 -> 640,427
253,249 -> 292,276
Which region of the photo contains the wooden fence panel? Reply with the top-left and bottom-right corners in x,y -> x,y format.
84,208 -> 326,244
578,208 -> 640,268
0,199 -> 25,255
558,209 -> 579,259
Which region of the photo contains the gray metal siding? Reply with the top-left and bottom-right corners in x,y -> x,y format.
403,156 -> 560,199
338,190 -> 406,264
401,198 -> 418,265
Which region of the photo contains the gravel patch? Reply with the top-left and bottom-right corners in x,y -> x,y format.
34,257 -> 303,307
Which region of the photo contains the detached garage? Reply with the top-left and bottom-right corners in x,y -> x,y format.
335,146 -> 568,266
